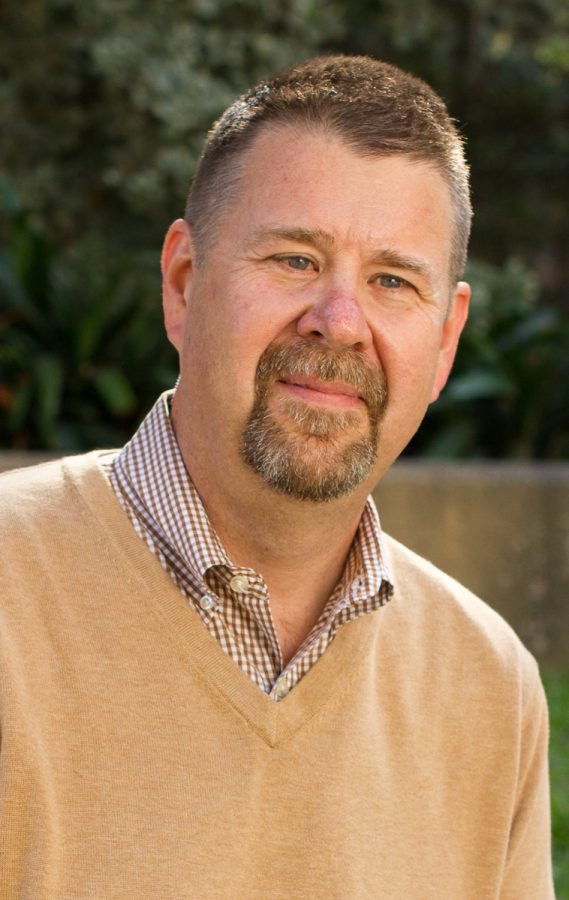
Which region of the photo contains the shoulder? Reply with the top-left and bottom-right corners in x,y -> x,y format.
0,452 -> 131,617
0,452 -> 114,537
381,532 -> 541,691
0,455 -> 68,500
0,457 -> 69,529
1,454 -> 85,509
383,530 -> 519,635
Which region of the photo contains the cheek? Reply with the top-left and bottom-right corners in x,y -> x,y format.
372,317 -> 443,416
374,313 -> 442,374
385,363 -> 433,426
181,292 -> 280,421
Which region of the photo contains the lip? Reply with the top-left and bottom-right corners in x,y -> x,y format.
277,376 -> 365,408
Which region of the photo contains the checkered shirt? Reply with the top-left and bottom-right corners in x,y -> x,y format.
102,392 -> 393,701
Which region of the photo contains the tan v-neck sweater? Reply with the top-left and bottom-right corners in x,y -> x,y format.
0,456 -> 553,899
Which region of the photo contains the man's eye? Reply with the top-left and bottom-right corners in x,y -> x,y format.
278,255 -> 312,271
376,274 -> 406,289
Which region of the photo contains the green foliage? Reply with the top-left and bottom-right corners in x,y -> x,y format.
543,671 -> 569,898
410,258 -> 569,458
0,192 -> 177,450
0,0 -> 339,251
1,0 -> 568,455
2,0 -> 567,302
325,0 -> 569,310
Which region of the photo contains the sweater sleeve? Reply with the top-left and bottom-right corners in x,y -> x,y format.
500,658 -> 555,899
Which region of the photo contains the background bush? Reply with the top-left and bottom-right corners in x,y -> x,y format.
1,0 -> 568,455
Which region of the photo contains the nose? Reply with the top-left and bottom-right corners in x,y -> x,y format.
296,282 -> 373,351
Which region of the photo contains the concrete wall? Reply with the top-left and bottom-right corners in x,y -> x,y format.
2,453 -> 568,670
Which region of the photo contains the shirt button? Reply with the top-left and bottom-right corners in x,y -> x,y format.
229,574 -> 250,594
274,677 -> 291,701
199,594 -> 216,611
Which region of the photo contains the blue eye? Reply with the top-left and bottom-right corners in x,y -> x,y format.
283,256 -> 311,270
377,274 -> 405,289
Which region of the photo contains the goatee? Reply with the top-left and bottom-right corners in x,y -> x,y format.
241,340 -> 388,502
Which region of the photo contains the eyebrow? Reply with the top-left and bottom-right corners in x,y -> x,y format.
249,227 -> 437,286
368,248 -> 436,285
249,226 -> 336,251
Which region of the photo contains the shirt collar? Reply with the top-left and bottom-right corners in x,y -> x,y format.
113,391 -> 229,586
112,390 -> 393,600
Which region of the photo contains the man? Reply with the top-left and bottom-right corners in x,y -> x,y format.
0,56 -> 553,898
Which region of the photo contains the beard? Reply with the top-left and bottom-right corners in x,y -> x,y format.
241,340 -> 388,502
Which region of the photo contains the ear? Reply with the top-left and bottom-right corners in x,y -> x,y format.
430,281 -> 470,402
161,218 -> 195,353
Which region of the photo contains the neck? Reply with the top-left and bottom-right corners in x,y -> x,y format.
189,445 -> 367,599
198,472 -> 367,666
171,396 -> 372,662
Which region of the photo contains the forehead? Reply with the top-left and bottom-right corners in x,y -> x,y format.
218,126 -> 454,275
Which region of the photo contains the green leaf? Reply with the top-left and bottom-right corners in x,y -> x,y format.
93,368 -> 137,416
446,370 -> 514,401
34,355 -> 64,445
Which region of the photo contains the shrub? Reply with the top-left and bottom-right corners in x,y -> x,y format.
0,192 -> 177,450
408,258 -> 569,458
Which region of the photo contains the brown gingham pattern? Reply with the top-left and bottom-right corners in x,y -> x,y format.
101,392 -> 393,701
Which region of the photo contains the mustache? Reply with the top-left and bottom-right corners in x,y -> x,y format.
255,340 -> 388,418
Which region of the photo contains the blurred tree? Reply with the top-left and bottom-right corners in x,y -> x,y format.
408,257 -> 569,458
0,190 -> 176,450
324,0 -> 569,313
1,0 -> 568,455
0,0 -> 340,253
1,0 -> 566,302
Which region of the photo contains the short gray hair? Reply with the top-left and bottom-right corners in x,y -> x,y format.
185,55 -> 472,283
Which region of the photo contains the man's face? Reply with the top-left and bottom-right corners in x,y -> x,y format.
163,127 -> 469,501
